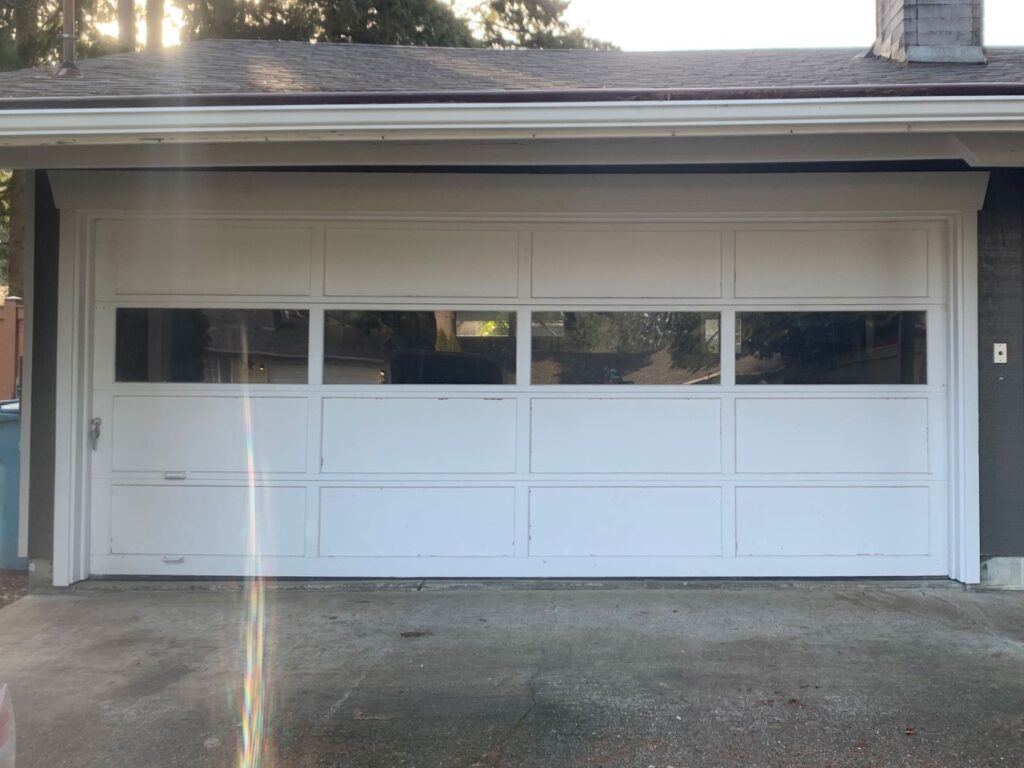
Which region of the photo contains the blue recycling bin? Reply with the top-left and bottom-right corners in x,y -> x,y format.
0,401 -> 26,571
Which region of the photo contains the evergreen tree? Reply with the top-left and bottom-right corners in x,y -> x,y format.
0,0 -> 119,295
475,0 -> 613,49
176,0 -> 474,47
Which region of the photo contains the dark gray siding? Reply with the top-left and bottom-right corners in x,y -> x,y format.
27,171 -> 57,560
979,170 -> 1024,557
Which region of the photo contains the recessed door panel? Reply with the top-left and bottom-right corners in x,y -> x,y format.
531,399 -> 722,474
325,228 -> 519,297
736,486 -> 931,556
111,396 -> 308,473
110,485 -> 306,556
532,230 -> 722,298
529,487 -> 722,556
320,487 -> 515,557
736,398 -> 929,474
735,229 -> 929,298
96,219 -> 313,297
321,398 -> 517,474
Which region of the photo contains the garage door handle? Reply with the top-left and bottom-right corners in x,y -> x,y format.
89,417 -> 102,451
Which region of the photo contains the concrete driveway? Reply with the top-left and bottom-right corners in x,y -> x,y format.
0,582 -> 1022,768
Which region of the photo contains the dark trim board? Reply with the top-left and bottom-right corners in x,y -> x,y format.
27,171 -> 57,561
979,170 -> 1024,557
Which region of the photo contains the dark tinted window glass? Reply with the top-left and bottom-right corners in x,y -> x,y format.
736,311 -> 927,385
532,311 -> 721,385
116,308 -> 309,384
324,310 -> 516,384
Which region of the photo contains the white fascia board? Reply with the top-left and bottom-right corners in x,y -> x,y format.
3,96 -> 1024,146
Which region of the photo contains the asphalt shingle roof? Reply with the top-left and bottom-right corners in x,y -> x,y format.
1,39 -> 1024,106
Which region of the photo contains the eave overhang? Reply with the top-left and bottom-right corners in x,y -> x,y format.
2,95 -> 1024,148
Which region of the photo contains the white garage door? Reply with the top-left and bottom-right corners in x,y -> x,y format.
88,213 -> 952,578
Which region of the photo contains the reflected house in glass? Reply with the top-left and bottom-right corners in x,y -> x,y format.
324,310 -> 516,384
116,309 -> 310,384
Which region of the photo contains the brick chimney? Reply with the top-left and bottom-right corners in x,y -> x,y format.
873,0 -> 985,63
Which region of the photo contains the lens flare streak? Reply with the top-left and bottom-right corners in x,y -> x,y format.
238,328 -> 269,768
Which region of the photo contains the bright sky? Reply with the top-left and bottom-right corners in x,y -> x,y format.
463,0 -> 1024,50
121,0 -> 1024,50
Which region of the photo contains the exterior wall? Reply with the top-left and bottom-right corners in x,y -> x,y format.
979,170 -> 1024,557
874,0 -> 984,63
27,171 -> 57,561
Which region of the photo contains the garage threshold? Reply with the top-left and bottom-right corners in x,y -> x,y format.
55,576 -> 965,594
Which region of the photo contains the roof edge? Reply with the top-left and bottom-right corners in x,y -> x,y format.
6,82 -> 1024,110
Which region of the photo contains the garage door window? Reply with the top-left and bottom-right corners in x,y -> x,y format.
736,311 -> 927,385
115,308 -> 310,384
532,311 -> 721,385
324,310 -> 517,384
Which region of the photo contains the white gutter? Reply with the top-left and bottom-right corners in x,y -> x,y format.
2,95 -> 1024,146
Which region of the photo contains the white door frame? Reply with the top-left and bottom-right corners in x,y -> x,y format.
47,170 -> 988,586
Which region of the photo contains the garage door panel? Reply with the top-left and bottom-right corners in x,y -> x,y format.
736,398 -> 929,474
532,230 -> 722,298
736,486 -> 931,556
320,487 -> 514,556
325,228 -> 519,297
110,485 -> 306,556
735,228 -> 929,298
529,487 -> 722,557
90,203 -> 955,579
111,396 -> 308,473
95,219 -> 313,298
531,399 -> 721,474
321,398 -> 517,474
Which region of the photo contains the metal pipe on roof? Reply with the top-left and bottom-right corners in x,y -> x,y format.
56,0 -> 81,78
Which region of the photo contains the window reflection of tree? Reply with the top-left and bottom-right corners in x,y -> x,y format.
737,312 -> 926,385
533,312 -> 721,385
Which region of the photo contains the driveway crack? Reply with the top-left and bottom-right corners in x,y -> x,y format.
510,670 -> 540,734
321,669 -> 367,722
479,669 -> 540,767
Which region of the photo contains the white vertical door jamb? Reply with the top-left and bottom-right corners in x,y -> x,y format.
51,210 -> 89,586
16,171 -> 35,560
954,211 -> 981,583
